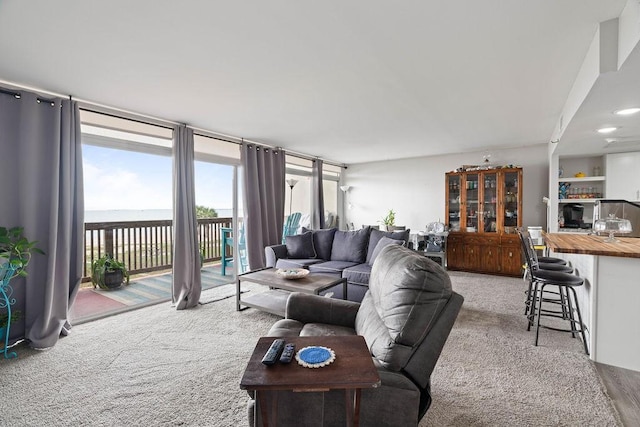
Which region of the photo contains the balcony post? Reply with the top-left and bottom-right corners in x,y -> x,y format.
105,227 -> 114,257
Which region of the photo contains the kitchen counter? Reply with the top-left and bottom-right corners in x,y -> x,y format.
543,232 -> 640,372
544,233 -> 640,258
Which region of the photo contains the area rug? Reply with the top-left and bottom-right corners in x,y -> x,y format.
92,266 -> 233,307
0,272 -> 621,426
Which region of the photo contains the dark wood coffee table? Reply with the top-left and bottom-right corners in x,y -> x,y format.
236,268 -> 347,316
240,335 -> 380,427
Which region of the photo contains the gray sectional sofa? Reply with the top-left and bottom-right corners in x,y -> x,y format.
265,226 -> 410,302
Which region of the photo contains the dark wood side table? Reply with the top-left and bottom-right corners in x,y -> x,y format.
240,336 -> 380,427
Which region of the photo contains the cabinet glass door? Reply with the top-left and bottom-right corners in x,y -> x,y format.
502,171 -> 519,232
447,174 -> 461,231
482,172 -> 498,233
465,173 -> 479,232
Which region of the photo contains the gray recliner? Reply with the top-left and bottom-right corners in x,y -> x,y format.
248,245 -> 464,426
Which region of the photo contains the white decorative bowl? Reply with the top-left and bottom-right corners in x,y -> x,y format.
275,268 -> 310,280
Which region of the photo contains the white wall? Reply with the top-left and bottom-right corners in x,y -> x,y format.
343,144 -> 549,232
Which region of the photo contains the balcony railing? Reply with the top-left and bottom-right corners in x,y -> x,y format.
83,217 -> 234,281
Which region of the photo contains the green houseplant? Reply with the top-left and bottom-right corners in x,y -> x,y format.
0,310 -> 21,334
1,227 -> 43,356
0,226 -> 44,281
91,254 -> 130,290
380,209 -> 396,231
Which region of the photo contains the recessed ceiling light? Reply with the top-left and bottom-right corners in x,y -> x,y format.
615,108 -> 640,116
597,127 -> 617,134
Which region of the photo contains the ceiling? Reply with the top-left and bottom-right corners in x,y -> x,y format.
0,1 -> 634,164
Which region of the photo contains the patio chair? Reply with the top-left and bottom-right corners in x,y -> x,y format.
282,212 -> 302,243
220,225 -> 248,275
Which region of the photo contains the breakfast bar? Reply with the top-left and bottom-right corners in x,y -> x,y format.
544,233 -> 640,372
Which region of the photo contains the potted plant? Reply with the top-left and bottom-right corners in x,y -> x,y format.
380,209 -> 396,231
0,310 -> 21,338
0,226 -> 44,281
91,254 -> 129,290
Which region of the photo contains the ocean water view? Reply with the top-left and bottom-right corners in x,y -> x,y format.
85,208 -> 234,222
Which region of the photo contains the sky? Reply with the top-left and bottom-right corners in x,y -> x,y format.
82,145 -> 234,212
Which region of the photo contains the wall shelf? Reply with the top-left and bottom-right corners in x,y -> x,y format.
559,199 -> 600,204
559,176 -> 605,182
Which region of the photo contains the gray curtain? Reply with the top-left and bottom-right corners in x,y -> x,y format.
311,159 -> 325,229
241,144 -> 285,269
0,88 -> 84,349
171,125 -> 201,309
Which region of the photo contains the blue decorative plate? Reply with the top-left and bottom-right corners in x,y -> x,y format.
296,346 -> 336,368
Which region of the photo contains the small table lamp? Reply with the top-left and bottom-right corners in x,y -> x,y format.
593,214 -> 632,243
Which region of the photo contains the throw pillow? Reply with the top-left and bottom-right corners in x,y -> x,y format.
285,231 -> 316,259
302,227 -> 337,260
369,236 -> 404,265
330,227 -> 371,263
366,228 -> 411,264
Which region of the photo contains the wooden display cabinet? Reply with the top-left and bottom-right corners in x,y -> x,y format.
445,167 -> 522,276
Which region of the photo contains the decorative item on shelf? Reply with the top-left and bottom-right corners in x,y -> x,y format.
559,182 -> 570,199
574,172 -> 586,178
275,268 -> 309,280
593,214 -> 632,243
90,254 -> 130,290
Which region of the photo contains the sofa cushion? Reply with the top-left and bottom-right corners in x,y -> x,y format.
355,244 -> 452,371
366,228 -> 410,264
330,227 -> 371,263
275,258 -> 323,269
308,260 -> 359,275
285,231 -> 316,259
302,227 -> 337,261
369,236 -> 404,266
342,263 -> 372,286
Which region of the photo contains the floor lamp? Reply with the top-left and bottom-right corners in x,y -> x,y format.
286,179 -> 298,216
340,185 -> 351,230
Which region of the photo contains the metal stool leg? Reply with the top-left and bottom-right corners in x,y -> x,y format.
527,280 -> 539,331
568,286 -> 589,355
524,269 -> 534,316
563,286 -> 577,338
534,283 -> 546,346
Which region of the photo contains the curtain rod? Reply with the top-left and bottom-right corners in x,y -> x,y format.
0,79 -> 345,168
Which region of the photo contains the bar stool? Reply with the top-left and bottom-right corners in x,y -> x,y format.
529,268 -> 589,355
517,230 -> 589,355
516,229 -> 573,317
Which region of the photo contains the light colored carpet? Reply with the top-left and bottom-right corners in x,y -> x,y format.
199,284 -> 247,305
0,272 -> 621,426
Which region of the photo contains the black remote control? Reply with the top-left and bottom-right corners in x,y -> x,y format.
279,343 -> 295,364
261,339 -> 285,365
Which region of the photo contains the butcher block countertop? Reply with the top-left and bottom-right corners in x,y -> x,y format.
544,233 -> 640,259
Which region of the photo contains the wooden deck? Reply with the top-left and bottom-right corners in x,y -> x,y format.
70,264 -> 234,324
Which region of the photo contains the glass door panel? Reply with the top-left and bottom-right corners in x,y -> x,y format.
503,171 -> 519,232
447,174 -> 461,231
465,173 -> 479,232
482,172 -> 498,233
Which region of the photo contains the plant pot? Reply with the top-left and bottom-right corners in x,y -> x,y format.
102,270 -> 124,290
